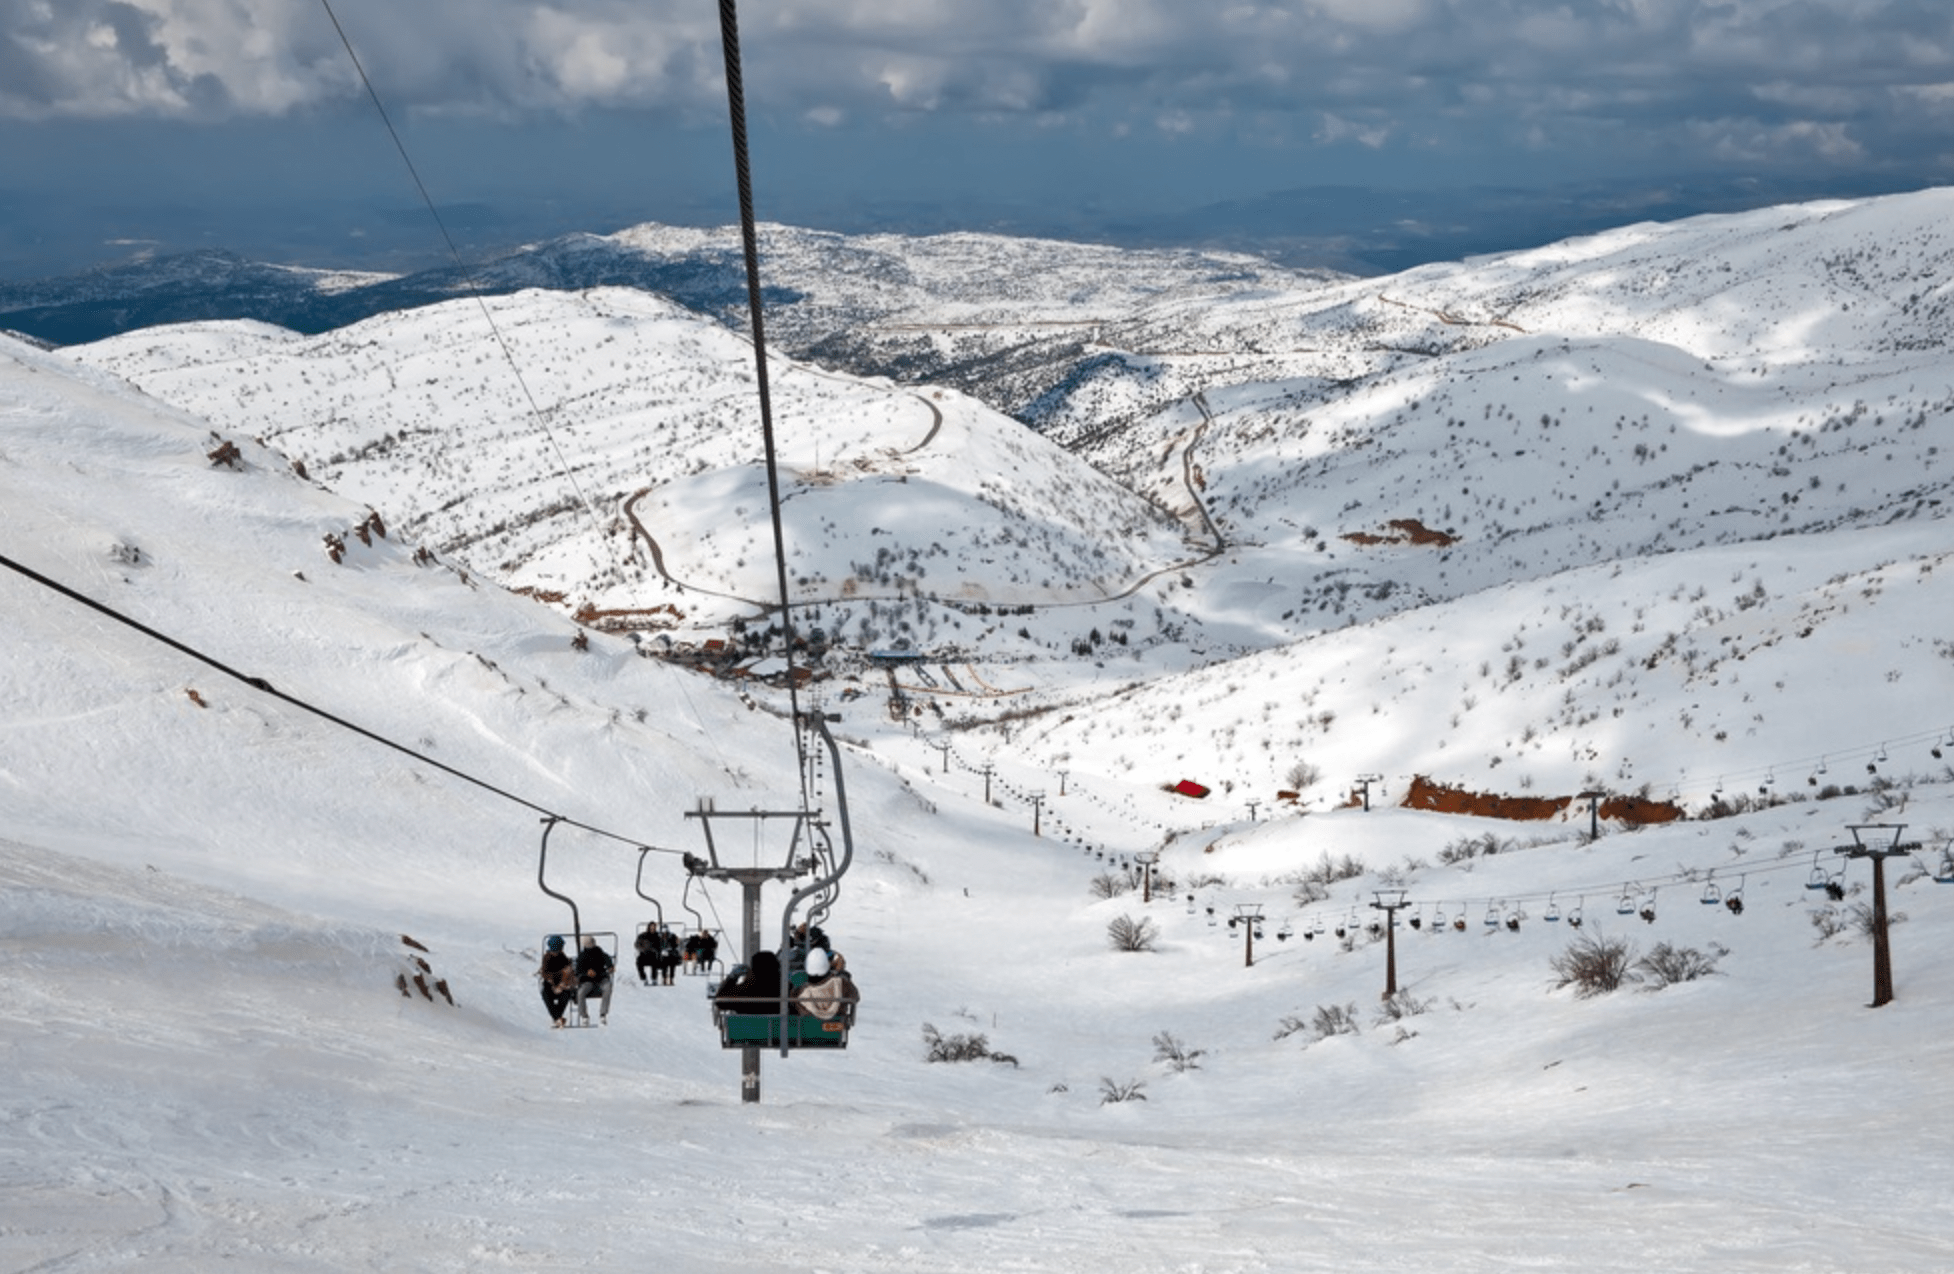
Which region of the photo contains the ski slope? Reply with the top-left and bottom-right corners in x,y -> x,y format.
8,202 -> 1954,1270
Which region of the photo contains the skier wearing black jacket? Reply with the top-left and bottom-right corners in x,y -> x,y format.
574,936 -> 614,1025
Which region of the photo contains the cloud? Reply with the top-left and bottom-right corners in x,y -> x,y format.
2,1 -> 1951,176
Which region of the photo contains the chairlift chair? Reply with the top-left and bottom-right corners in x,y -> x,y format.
1616,885 -> 1637,915
1639,888 -> 1658,924
1566,897 -> 1585,929
1724,875 -> 1747,915
1934,852 -> 1954,885
1700,878 -> 1722,906
1483,902 -> 1501,929
1544,894 -> 1561,923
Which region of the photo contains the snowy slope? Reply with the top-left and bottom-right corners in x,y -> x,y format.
8,195 -> 1954,1270
72,286 -> 1188,626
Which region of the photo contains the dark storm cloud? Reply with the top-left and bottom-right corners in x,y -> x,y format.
4,1 -> 1951,173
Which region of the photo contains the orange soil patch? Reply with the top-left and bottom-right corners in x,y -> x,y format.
572,602 -> 687,631
1401,775 -> 1568,821
1341,518 -> 1459,548
1598,795 -> 1686,826
1400,776 -> 1686,826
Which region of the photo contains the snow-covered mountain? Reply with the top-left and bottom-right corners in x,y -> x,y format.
5,192 -> 1954,1270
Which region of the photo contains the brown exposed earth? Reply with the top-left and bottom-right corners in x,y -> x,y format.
1341,518 -> 1459,547
1399,775 -> 1684,826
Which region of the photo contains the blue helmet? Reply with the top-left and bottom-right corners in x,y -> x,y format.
547,935 -> 565,951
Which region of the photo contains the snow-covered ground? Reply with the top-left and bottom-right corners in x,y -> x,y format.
7,193 -> 1954,1270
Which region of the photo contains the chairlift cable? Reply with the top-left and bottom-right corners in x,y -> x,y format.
714,0 -> 812,810
318,0 -> 626,590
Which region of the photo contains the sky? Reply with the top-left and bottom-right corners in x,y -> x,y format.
5,0 -> 1954,278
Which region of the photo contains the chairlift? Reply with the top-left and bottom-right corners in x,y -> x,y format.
1483,901 -> 1501,929
693,714 -> 860,1064
1934,852 -> 1954,885
1544,894 -> 1561,923
1276,921 -> 1293,942
1700,876 -> 1722,906
1639,888 -> 1658,924
1452,913 -> 1467,933
1723,874 -> 1747,915
1207,906 -> 1218,928
1505,910 -> 1522,933
1805,852 -> 1832,891
1566,897 -> 1585,929
1758,770 -> 1774,795
1408,908 -> 1424,931
1616,884 -> 1637,915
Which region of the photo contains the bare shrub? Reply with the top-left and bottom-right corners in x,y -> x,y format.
1550,933 -> 1638,997
1089,872 -> 1132,900
1809,907 -> 1849,941
1439,832 -> 1511,865
1301,850 -> 1364,886
1284,760 -> 1323,790
1273,1014 -> 1310,1041
921,1023 -> 1019,1067
1846,902 -> 1905,940
1635,942 -> 1727,989
1375,989 -> 1435,1023
1312,1003 -> 1361,1038
1152,1030 -> 1206,1073
1107,914 -> 1159,952
1099,1077 -> 1148,1104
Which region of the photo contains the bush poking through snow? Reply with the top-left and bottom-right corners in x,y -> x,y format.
1809,907 -> 1850,942
1634,942 -> 1727,988
1152,1031 -> 1206,1073
1312,1003 -> 1362,1038
1375,988 -> 1434,1023
921,1023 -> 1019,1067
1099,1077 -> 1147,1104
1845,902 -> 1905,940
1107,914 -> 1159,952
1283,760 -> 1323,790
1550,933 -> 1638,997
1089,872 -> 1133,899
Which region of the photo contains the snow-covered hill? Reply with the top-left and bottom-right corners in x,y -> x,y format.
72,286 -> 1188,629
6,194 -> 1954,1269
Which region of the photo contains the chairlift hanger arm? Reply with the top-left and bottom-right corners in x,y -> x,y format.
536,815 -> 581,945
